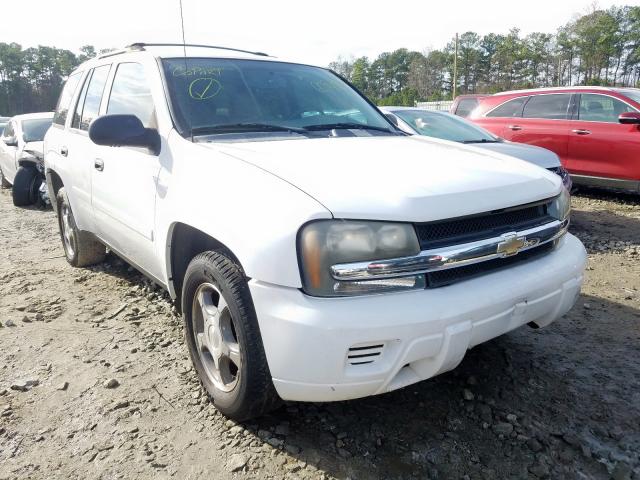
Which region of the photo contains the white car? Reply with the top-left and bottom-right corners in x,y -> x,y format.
0,112 -> 54,206
45,43 -> 586,420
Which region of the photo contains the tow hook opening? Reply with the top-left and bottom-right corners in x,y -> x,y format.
527,321 -> 540,329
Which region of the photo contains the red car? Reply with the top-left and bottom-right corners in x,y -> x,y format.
468,87 -> 640,193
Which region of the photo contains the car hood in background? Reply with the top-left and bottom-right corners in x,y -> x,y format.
472,141 -> 560,169
205,135 -> 561,222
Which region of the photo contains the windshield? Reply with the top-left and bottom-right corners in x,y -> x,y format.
394,110 -> 498,143
22,118 -> 53,142
615,89 -> 640,106
162,58 -> 395,139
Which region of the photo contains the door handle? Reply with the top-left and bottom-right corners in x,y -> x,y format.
508,125 -> 522,131
571,129 -> 591,135
94,158 -> 104,171
60,146 -> 68,157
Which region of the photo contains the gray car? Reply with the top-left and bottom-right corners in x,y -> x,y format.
381,106 -> 572,190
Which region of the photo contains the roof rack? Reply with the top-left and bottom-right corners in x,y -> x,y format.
97,48 -> 133,59
125,43 -> 269,57
494,85 -> 615,96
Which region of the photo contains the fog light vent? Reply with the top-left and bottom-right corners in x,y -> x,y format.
347,343 -> 385,365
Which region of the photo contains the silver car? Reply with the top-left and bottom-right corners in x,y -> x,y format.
380,106 -> 572,190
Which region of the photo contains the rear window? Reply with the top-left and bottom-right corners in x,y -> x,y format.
455,98 -> 479,117
22,118 -> 53,142
53,72 -> 82,126
486,97 -> 526,118
522,94 -> 571,120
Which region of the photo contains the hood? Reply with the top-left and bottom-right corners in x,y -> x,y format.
472,141 -> 560,169
22,141 -> 44,159
203,135 -> 562,222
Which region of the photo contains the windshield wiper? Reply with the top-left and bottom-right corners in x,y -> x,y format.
462,139 -> 500,144
192,123 -> 308,135
303,122 -> 396,134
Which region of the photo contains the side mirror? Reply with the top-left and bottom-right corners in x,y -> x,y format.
618,112 -> 640,125
89,114 -> 160,155
3,136 -> 18,147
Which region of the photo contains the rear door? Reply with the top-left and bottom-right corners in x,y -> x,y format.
507,93 -> 573,164
567,93 -> 640,183
64,64 -> 112,232
90,61 -> 162,278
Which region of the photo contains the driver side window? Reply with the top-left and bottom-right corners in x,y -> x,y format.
578,94 -> 635,123
107,63 -> 157,128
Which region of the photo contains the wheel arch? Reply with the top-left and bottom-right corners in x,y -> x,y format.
166,222 -> 246,309
45,169 -> 64,215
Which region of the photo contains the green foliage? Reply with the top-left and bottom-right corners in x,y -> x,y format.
0,43 -> 95,116
329,5 -> 640,105
377,88 -> 420,107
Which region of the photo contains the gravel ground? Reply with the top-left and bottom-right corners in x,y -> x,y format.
0,186 -> 639,480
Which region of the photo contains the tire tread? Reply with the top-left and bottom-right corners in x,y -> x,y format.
183,251 -> 281,420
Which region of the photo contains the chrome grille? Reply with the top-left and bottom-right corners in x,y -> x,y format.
414,199 -> 553,249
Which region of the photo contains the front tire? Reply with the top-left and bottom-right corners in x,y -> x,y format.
182,251 -> 280,420
12,166 -> 41,206
56,187 -> 106,267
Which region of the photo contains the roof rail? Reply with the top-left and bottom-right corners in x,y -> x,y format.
97,48 -> 133,59
125,43 -> 269,57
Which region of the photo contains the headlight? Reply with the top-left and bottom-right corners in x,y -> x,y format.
299,220 -> 423,296
549,188 -> 571,221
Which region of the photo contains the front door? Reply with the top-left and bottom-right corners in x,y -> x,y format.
567,93 -> 640,183
90,62 -> 162,278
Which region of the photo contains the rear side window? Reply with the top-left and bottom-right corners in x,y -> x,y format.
522,94 -> 571,120
455,98 -> 479,117
578,93 -> 636,123
486,97 -> 526,118
72,65 -> 111,131
107,63 -> 156,128
53,72 -> 82,126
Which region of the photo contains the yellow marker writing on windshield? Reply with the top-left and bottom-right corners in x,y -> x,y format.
188,78 -> 222,100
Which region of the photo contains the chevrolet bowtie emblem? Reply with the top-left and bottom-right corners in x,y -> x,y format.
497,233 -> 526,257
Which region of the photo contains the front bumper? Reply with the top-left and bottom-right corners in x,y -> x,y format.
250,234 -> 587,402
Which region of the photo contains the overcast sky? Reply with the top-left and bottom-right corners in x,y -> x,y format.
2,0 -> 634,65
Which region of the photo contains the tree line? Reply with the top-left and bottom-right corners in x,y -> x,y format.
330,5 -> 640,105
1,5 -> 639,116
0,45 -> 105,116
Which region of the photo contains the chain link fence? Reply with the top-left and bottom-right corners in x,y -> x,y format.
415,100 -> 454,111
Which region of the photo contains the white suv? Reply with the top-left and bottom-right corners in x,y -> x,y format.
45,43 -> 587,420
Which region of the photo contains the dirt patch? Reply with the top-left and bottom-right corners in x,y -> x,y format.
0,186 -> 639,480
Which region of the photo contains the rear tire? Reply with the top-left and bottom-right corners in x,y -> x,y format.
0,167 -> 11,188
182,251 -> 281,420
12,166 -> 40,206
56,187 -> 106,267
